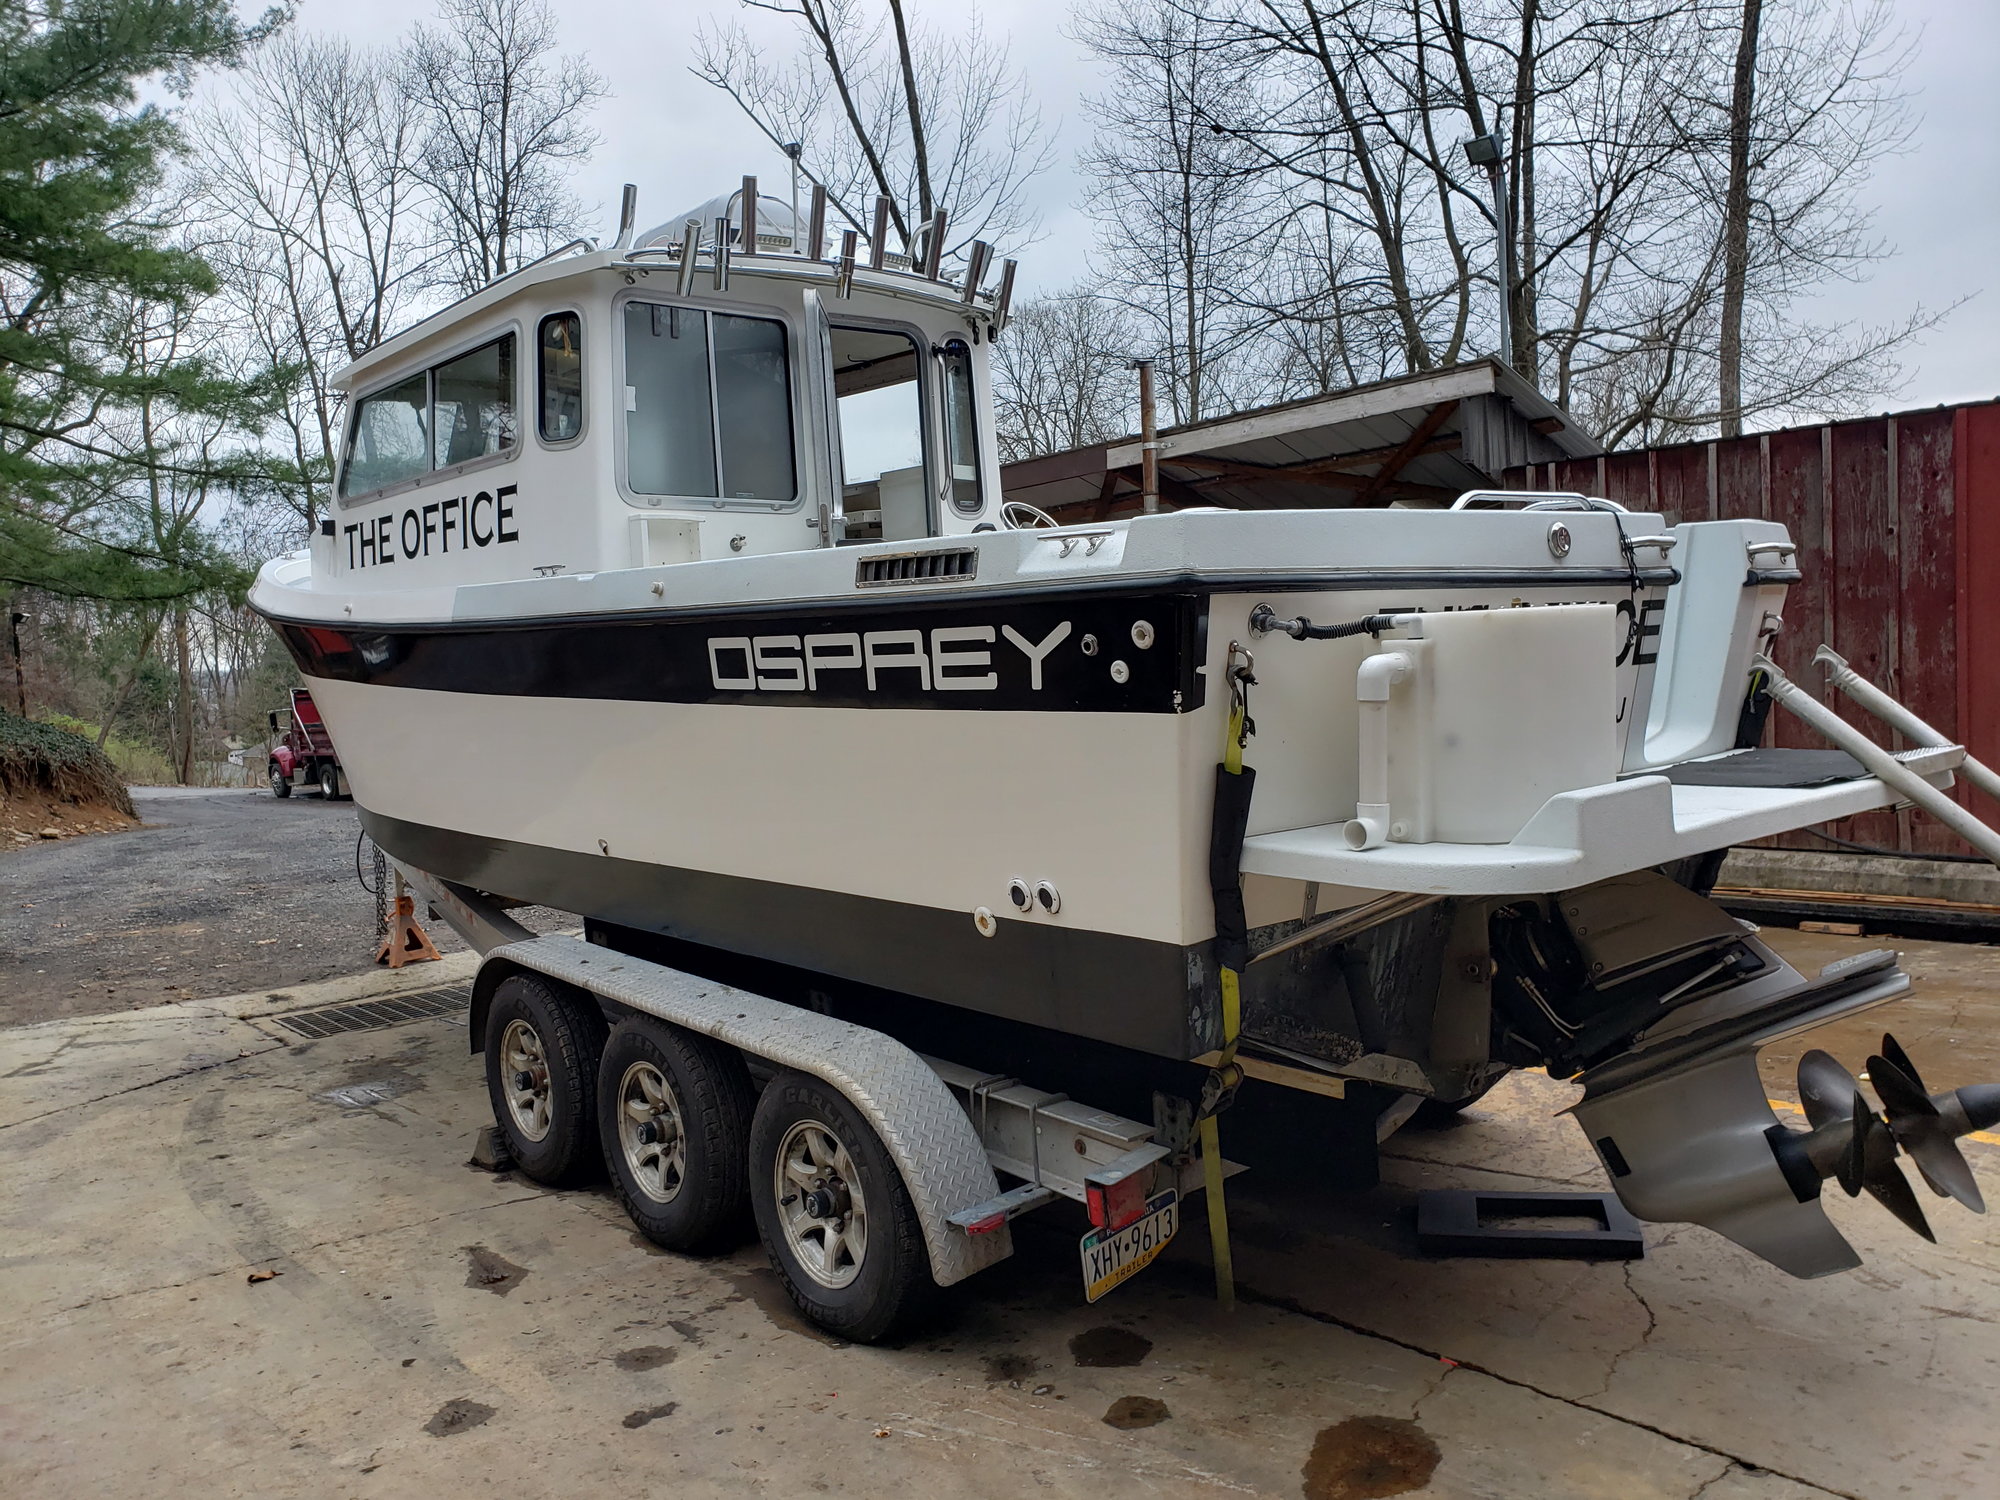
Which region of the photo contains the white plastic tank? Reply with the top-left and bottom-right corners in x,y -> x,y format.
1369,603 -> 1618,845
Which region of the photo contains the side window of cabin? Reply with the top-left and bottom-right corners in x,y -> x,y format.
624,302 -> 795,503
712,314 -> 795,501
539,312 -> 583,442
829,325 -> 925,542
340,373 -> 428,497
431,336 -> 515,469
940,338 -> 981,514
626,302 -> 716,496
339,332 -> 516,500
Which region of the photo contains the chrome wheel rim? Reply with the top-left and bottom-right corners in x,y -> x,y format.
617,1060 -> 687,1204
774,1119 -> 868,1290
499,1018 -> 553,1142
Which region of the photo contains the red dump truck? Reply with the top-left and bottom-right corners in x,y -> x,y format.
267,688 -> 347,800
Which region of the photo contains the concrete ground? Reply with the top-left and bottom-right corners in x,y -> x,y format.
3,933 -> 1997,1499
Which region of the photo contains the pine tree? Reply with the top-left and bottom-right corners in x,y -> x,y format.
0,0 -> 280,602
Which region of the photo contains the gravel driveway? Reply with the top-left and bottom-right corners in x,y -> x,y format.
0,786 -> 565,1026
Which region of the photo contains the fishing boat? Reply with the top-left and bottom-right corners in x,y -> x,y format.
253,180 -> 2000,1282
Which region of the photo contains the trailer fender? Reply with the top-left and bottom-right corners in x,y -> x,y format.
481,934 -> 1012,1287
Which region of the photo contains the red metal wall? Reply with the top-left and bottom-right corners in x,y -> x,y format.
1509,399 -> 2000,858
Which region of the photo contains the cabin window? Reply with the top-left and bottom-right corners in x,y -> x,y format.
830,324 -> 925,541
940,338 -> 981,513
341,373 -> 429,496
538,313 -> 583,442
338,332 -> 518,500
623,302 -> 796,503
431,336 -> 516,469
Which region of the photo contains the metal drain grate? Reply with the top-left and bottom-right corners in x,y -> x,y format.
276,984 -> 472,1038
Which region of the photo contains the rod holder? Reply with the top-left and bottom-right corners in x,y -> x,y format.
834,229 -> 858,299
869,197 -> 890,269
960,240 -> 993,304
807,184 -> 828,260
993,259 -> 1018,331
675,221 -> 699,296
614,183 -> 638,249
921,210 -> 948,279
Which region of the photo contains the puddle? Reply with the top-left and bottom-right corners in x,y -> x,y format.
1301,1416 -> 1441,1499
983,1352 -> 1039,1384
423,1398 -> 496,1437
1069,1326 -> 1153,1368
463,1245 -> 530,1296
723,1268 -> 847,1348
622,1402 -> 677,1430
614,1345 -> 676,1371
1102,1396 -> 1170,1430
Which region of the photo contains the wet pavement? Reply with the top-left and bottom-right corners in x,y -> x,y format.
3,933 -> 1997,1499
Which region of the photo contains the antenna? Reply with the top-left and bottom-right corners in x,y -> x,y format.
783,142 -> 802,244
740,177 -> 758,254
614,184 -> 638,249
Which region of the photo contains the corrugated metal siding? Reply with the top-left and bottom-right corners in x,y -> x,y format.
1508,399 -> 2000,858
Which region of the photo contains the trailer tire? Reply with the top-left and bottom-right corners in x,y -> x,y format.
599,1018 -> 753,1253
749,1071 -> 938,1344
319,761 -> 343,800
483,974 -> 607,1187
268,761 -> 290,798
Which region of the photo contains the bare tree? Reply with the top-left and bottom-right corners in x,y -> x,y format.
1075,0 -> 1273,424
692,0 -> 1052,260
990,293 -> 1142,461
1081,0 -> 1936,443
195,34 -> 435,526
407,0 -> 605,296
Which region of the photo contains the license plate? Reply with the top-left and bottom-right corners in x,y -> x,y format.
1079,1190 -> 1179,1303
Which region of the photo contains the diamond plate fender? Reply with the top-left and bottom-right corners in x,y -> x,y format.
484,934 -> 1012,1286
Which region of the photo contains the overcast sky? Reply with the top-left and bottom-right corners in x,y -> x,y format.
278,0 -> 1997,413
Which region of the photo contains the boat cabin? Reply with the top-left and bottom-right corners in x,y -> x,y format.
317,185 -> 1016,593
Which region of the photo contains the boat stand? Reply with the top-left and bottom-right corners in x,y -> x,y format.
373,871 -> 442,969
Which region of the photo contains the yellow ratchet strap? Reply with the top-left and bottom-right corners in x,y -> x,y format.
1200,675 -> 1252,1311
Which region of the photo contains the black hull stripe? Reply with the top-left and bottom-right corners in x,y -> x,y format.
276,592 -> 1209,710
365,809 -> 1218,1060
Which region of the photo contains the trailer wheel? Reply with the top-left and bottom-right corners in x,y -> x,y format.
749,1072 -> 937,1344
599,1018 -> 753,1252
268,761 -> 290,798
319,762 -> 343,800
482,974 -> 607,1186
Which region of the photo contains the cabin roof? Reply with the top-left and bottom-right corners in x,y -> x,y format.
1000,360 -> 1604,516
335,240 -> 1007,394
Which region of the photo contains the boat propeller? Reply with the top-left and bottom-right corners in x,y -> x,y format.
1790,1034 -> 2000,1242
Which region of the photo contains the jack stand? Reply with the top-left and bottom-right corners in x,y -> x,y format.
374,872 -> 442,969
